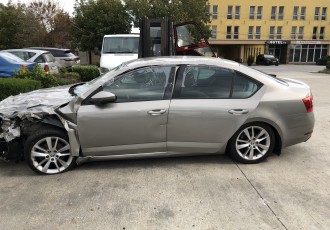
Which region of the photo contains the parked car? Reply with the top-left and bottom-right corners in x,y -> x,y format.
0,56 -> 314,174
0,51 -> 36,77
315,56 -> 330,65
5,49 -> 59,74
256,54 -> 279,66
29,47 -> 80,70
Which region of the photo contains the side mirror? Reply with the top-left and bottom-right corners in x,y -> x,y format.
90,91 -> 116,105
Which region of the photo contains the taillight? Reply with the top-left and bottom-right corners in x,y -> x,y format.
44,64 -> 49,72
302,96 -> 313,113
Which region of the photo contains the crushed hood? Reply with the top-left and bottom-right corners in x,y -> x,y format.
0,85 -> 74,141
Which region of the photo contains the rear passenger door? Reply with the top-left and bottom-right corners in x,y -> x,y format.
167,65 -> 264,154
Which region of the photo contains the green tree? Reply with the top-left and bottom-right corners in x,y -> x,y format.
26,0 -> 72,48
72,0 -> 132,51
0,3 -> 44,49
124,0 -> 211,36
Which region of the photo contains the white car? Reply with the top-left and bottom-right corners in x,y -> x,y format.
5,49 -> 59,74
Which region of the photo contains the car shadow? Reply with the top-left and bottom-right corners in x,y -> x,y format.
0,154 -> 235,177
75,154 -> 234,172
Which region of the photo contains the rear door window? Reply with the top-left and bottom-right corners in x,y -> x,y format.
174,66 -> 234,99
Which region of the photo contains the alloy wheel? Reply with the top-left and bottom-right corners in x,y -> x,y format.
235,126 -> 271,161
31,136 -> 73,174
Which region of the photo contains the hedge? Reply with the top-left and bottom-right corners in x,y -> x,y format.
327,61 -> 330,70
15,65 -> 58,88
54,72 -> 81,85
72,65 -> 100,82
0,78 -> 41,101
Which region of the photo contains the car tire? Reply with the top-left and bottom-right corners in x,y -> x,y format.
228,122 -> 275,164
275,63 -> 279,66
24,128 -> 77,175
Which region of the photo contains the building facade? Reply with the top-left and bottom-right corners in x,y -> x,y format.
208,0 -> 330,63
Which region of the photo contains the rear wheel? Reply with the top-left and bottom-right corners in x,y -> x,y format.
228,123 -> 275,163
25,128 -> 76,175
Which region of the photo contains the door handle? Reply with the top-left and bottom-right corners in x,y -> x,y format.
148,109 -> 166,116
228,109 -> 249,115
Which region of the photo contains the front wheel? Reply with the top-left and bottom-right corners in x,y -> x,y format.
228,123 -> 275,163
25,128 -> 77,175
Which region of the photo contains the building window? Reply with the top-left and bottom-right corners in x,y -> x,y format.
278,6 -> 284,20
312,27 -> 318,39
322,7 -> 327,20
291,26 -> 297,39
271,6 -> 277,20
234,26 -> 239,39
314,7 -> 320,20
300,7 -> 306,20
257,6 -> 263,19
298,27 -> 304,39
249,6 -> 255,19
235,6 -> 240,19
226,26 -> 232,39
211,25 -> 217,39
293,6 -> 298,20
248,26 -> 253,39
320,27 -> 325,39
255,26 -> 261,39
227,6 -> 233,19
269,26 -> 275,39
277,26 -> 282,39
212,5 -> 218,19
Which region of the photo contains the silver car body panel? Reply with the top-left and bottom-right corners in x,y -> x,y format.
0,56 -> 315,162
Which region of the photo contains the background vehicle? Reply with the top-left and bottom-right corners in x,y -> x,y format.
0,56 -> 314,174
256,54 -> 279,66
0,51 -> 36,77
100,34 -> 139,73
5,49 -> 59,74
100,17 -> 215,73
29,47 -> 80,70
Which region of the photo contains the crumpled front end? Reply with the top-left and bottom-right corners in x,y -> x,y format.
0,86 -> 74,161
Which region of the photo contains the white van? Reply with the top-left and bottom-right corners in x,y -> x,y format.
100,34 -> 139,73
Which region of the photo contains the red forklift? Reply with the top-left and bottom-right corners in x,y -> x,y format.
138,17 -> 216,58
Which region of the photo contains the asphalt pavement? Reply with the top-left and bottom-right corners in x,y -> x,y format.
0,65 -> 329,230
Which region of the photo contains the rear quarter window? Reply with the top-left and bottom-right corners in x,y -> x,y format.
232,71 -> 262,98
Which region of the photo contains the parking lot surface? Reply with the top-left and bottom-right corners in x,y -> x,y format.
0,65 -> 329,230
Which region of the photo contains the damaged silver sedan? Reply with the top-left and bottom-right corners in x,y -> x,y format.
0,57 -> 315,174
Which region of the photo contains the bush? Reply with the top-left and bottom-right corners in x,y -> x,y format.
327,61 -> 330,70
15,65 -> 58,88
72,65 -> 100,82
59,67 -> 68,73
0,78 -> 41,101
247,56 -> 254,66
54,72 -> 81,84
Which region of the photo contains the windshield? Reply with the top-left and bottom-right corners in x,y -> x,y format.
264,54 -> 276,58
102,37 -> 139,54
0,52 -> 24,63
74,63 -> 129,97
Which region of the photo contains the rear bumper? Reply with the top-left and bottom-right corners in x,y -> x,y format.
281,112 -> 315,148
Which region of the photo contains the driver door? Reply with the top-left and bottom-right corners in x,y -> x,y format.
77,66 -> 175,156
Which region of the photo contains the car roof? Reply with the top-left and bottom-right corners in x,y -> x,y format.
104,34 -> 139,38
5,49 -> 50,55
125,56 -> 239,68
29,47 -> 71,52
